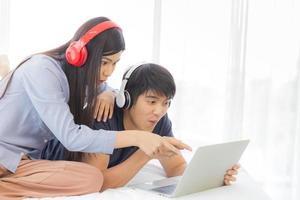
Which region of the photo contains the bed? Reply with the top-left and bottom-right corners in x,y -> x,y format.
26,161 -> 271,200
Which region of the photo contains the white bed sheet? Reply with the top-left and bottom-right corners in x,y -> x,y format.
26,162 -> 271,200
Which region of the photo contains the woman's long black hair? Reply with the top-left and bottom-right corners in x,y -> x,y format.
43,17 -> 125,161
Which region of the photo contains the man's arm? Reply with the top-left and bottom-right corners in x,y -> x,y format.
84,150 -> 151,191
159,154 -> 187,177
83,153 -> 110,171
154,115 -> 187,177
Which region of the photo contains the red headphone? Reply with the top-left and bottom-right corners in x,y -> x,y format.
65,20 -> 120,67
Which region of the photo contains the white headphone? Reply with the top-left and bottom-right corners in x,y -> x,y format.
116,62 -> 146,109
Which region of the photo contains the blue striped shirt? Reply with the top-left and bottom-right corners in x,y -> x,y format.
0,54 -> 116,173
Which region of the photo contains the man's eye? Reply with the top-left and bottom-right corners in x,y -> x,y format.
148,100 -> 156,104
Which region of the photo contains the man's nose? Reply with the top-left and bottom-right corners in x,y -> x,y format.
153,105 -> 166,116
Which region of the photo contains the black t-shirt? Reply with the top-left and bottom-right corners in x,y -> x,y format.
41,106 -> 173,168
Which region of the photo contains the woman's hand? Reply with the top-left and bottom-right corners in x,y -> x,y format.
163,137 -> 192,151
93,90 -> 115,122
224,164 -> 240,185
136,133 -> 192,158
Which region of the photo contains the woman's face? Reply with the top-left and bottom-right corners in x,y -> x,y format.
98,51 -> 122,85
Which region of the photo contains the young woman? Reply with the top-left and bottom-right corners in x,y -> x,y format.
0,17 -> 190,199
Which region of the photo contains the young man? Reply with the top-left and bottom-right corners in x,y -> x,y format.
42,63 -> 238,191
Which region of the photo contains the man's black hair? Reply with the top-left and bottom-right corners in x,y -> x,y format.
125,63 -> 176,109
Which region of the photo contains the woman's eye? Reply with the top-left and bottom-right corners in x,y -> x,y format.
101,61 -> 108,65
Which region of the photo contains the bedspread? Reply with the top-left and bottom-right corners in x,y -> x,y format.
26,162 -> 271,200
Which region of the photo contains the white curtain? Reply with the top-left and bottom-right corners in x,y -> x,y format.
1,0 -> 299,199
0,0 -> 9,54
241,0 -> 300,199
160,0 -> 300,200
0,0 -> 10,79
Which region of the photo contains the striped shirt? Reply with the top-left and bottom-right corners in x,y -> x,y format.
0,54 -> 116,173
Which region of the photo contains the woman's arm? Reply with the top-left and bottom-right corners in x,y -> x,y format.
21,55 -> 190,158
21,57 -> 117,154
115,131 -> 191,157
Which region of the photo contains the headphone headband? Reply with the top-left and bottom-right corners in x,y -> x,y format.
116,62 -> 146,109
124,62 -> 146,79
79,21 -> 121,47
66,20 -> 121,67
120,62 -> 146,92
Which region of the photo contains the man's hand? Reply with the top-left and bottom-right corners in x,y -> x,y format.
93,90 -> 115,122
224,164 -> 240,185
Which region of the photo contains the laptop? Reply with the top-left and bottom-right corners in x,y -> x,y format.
132,139 -> 250,197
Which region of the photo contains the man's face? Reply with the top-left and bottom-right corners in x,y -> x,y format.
124,90 -> 171,132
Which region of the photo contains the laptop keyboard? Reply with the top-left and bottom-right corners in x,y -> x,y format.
151,184 -> 176,194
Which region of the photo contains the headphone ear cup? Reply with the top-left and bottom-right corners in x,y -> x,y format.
77,46 -> 88,67
116,91 -> 126,108
66,41 -> 88,67
123,90 -> 131,109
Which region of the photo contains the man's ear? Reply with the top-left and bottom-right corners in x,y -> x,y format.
167,99 -> 172,107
